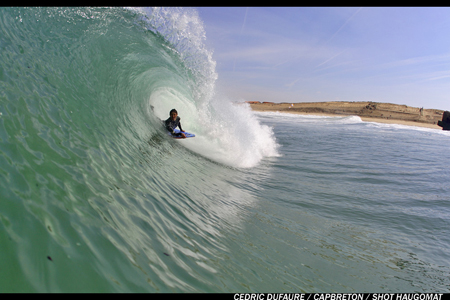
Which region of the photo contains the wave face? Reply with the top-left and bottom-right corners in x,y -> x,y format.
2,8 -> 450,293
0,7 -> 279,292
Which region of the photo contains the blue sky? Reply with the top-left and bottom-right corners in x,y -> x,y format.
196,7 -> 450,111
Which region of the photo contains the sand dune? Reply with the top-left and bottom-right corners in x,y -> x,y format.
248,101 -> 445,130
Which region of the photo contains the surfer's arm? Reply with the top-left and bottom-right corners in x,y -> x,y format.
178,121 -> 184,132
176,120 -> 186,138
164,119 -> 175,134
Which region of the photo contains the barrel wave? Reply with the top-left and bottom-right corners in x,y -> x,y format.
2,7 -> 449,293
0,7 -> 278,292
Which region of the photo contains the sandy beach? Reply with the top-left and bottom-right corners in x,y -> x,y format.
248,101 -> 445,130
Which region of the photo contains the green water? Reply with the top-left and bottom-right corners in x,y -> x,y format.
0,7 -> 449,292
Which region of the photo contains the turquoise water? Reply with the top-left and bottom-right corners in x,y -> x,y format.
0,7 -> 449,292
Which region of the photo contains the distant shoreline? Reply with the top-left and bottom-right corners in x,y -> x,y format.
247,101 -> 445,130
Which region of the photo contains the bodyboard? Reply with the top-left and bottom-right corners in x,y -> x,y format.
168,128 -> 195,139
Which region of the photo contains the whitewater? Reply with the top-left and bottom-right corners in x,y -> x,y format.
0,7 -> 449,292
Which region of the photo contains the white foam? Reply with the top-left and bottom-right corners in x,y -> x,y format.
154,96 -> 280,168
254,111 -> 363,125
363,119 -> 450,135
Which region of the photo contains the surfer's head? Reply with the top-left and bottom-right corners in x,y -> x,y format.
170,109 -> 178,121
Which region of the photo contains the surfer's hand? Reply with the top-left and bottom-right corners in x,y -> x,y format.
181,132 -> 186,138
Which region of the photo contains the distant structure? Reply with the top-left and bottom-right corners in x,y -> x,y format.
437,111 -> 450,130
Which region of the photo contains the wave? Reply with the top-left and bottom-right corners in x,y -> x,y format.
0,7 -> 278,292
2,7 -> 278,168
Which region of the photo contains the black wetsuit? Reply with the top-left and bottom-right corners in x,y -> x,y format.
165,116 -> 183,135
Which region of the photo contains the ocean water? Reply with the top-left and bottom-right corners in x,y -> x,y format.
0,7 -> 449,292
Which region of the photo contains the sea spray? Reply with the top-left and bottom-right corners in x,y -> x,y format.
130,7 -> 217,105
189,98 -> 280,168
